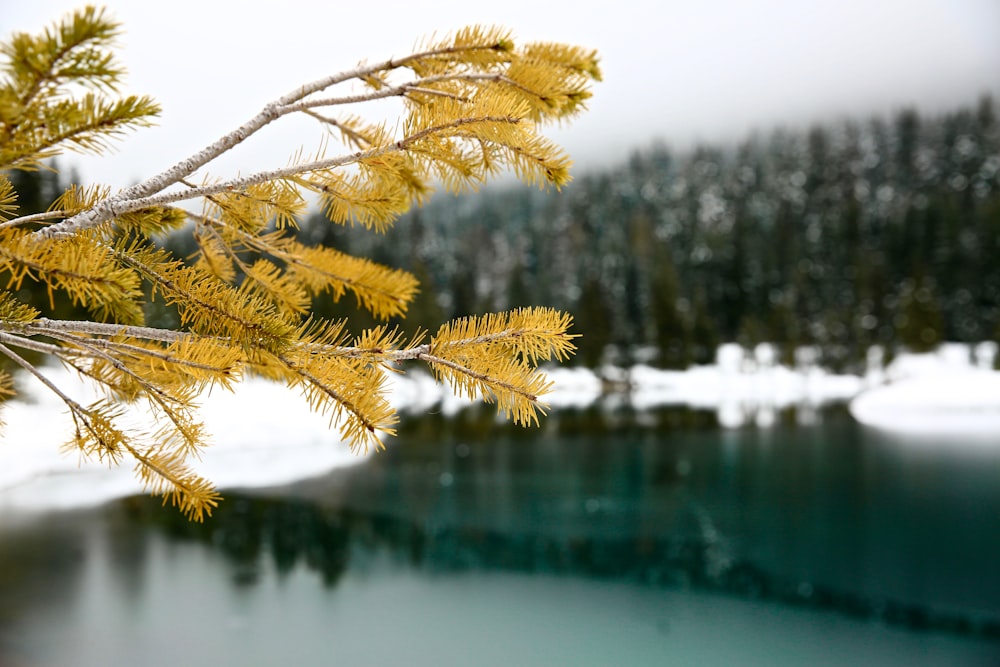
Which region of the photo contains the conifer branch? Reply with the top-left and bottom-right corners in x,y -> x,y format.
36,113 -> 528,232
274,352 -> 390,451
415,350 -> 543,402
43,328 -> 176,404
34,34 -> 517,237
1,9 -> 596,519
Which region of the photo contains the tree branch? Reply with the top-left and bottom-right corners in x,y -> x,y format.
35,114 -> 522,237
23,318 -> 189,342
0,209 -> 68,231
35,43 -> 512,240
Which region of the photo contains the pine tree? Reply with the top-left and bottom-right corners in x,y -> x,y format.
0,6 -> 600,520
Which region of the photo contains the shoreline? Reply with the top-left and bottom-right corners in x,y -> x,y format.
1,342 -> 995,513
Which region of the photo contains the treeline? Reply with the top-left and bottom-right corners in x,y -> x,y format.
8,98 -> 1000,371
301,96 -> 1000,370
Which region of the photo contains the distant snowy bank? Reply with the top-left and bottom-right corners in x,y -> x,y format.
389,342 -> 867,426
849,342 -> 1000,438
1,342 -> 996,512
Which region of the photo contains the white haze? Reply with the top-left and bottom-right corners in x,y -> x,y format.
2,0 -> 998,186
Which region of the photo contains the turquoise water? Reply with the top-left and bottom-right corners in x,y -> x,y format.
1,407 -> 999,666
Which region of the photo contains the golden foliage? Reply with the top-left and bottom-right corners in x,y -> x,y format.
0,5 -> 160,170
0,227 -> 145,323
0,289 -> 40,323
0,176 -> 17,221
426,308 -> 577,426
0,7 -> 597,521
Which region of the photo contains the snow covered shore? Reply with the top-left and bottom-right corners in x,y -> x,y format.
848,342 -> 1000,438
388,343 -> 865,425
0,368 -> 371,513
1,342 -> 995,512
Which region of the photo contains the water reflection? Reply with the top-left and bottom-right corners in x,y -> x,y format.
2,405 -> 999,665
105,483 -> 998,643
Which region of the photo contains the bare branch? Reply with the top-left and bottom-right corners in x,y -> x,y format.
0,209 -> 68,231
24,318 -> 189,342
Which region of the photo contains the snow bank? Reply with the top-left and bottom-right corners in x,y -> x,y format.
383,343 -> 866,425
849,344 -> 1000,437
536,366 -> 603,408
0,367 -> 370,513
620,343 -> 863,428
850,371 -> 1000,437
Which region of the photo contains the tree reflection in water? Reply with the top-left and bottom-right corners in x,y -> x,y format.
119,402 -> 1000,644
2,402 -> 999,658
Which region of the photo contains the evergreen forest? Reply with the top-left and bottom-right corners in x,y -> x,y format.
10,96 -> 1000,372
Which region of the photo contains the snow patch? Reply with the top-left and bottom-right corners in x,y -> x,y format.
849,344 -> 1000,437
0,367 -> 369,513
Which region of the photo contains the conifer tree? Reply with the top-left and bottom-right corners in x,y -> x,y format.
0,6 -> 600,520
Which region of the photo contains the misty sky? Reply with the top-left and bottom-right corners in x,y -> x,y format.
3,0 -> 999,188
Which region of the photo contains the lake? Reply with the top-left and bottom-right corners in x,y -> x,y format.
1,404 -> 999,666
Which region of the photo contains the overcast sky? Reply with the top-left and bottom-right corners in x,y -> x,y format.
4,0 -> 999,189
